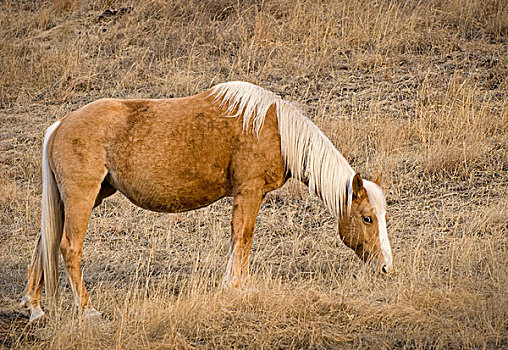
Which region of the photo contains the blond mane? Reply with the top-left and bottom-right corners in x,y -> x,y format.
211,81 -> 355,217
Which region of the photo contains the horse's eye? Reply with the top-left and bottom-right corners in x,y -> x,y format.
363,216 -> 373,224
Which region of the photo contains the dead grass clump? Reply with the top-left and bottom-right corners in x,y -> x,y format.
439,0 -> 508,41
413,74 -> 507,178
51,0 -> 81,15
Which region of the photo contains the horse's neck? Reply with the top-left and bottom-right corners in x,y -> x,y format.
289,149 -> 354,218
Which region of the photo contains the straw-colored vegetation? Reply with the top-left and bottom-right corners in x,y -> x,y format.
1,0 -> 507,348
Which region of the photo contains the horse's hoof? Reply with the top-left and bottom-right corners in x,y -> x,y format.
28,307 -> 45,323
21,295 -> 46,323
83,307 -> 101,319
222,280 -> 242,291
222,272 -> 253,290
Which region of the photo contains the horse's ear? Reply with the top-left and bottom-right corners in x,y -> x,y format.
373,172 -> 382,187
352,173 -> 366,200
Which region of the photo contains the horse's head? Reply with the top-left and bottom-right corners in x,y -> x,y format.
339,173 -> 393,273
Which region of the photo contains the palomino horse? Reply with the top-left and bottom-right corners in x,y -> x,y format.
21,81 -> 393,322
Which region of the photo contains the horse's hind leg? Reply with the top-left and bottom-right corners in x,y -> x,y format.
20,235 -> 45,322
59,179 -> 103,317
223,185 -> 264,289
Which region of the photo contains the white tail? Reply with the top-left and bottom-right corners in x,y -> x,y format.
40,121 -> 64,302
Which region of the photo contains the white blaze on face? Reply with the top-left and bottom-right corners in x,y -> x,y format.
363,181 -> 393,270
376,210 -> 392,269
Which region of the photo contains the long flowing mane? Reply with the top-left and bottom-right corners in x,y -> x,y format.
210,81 -> 355,217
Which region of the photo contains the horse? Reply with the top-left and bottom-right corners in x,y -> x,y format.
21,81 -> 393,322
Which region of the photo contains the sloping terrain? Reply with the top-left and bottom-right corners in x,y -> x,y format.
1,0 -> 507,348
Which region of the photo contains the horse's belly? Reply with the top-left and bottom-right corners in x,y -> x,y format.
129,189 -> 228,213
107,169 -> 231,213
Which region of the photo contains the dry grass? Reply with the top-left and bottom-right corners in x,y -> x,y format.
1,0 -> 507,348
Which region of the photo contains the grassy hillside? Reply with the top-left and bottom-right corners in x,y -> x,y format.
1,0 -> 507,348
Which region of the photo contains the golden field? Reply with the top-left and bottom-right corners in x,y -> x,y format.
0,0 -> 507,348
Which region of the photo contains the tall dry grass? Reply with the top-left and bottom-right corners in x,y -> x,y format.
1,0 -> 507,348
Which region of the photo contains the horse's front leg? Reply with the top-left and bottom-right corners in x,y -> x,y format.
223,188 -> 264,289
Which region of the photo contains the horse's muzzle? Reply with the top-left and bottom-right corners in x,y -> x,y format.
380,263 -> 393,274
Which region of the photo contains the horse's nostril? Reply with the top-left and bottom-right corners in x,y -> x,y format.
381,265 -> 387,274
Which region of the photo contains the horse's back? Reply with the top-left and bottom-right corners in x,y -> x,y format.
50,92 -> 286,213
